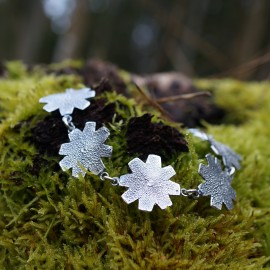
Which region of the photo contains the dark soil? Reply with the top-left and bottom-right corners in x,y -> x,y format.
32,99 -> 116,156
126,114 -> 188,161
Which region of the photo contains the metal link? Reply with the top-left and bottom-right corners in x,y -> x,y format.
225,166 -> 235,176
62,115 -> 76,132
99,171 -> 119,186
181,188 -> 201,199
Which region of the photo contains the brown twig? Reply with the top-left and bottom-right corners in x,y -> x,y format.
155,91 -> 211,104
132,81 -> 173,121
210,52 -> 270,78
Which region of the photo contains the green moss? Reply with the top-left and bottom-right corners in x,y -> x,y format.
5,61 -> 28,79
196,79 -> 270,260
0,63 -> 269,269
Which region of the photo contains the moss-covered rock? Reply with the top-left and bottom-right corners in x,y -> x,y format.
0,61 -> 269,269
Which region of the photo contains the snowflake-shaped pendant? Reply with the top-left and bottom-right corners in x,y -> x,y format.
189,128 -> 241,170
59,121 -> 112,177
208,137 -> 241,170
119,155 -> 180,211
39,88 -> 95,116
198,154 -> 236,210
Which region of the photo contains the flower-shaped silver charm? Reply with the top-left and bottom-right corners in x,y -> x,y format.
39,88 -> 95,116
198,154 -> 236,210
189,128 -> 241,170
208,137 -> 241,170
59,122 -> 112,177
119,154 -> 180,211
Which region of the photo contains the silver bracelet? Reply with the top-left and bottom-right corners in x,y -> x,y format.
39,88 -> 241,212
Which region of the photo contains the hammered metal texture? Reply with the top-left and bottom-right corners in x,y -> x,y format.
119,154 -> 180,211
189,129 -> 241,170
198,154 -> 236,210
39,88 -> 95,115
208,137 -> 241,169
59,121 -> 112,177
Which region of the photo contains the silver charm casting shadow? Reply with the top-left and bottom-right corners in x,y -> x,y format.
39,88 -> 95,115
189,128 -> 241,170
198,154 -> 236,210
119,154 -> 180,211
189,128 -> 241,210
59,122 -> 112,177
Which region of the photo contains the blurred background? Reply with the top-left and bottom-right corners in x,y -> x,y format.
0,0 -> 270,80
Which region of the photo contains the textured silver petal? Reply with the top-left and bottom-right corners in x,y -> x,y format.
68,129 -> 83,141
189,128 -> 241,170
82,122 -> 96,135
156,194 -> 173,209
119,154 -> 180,211
166,180 -> 181,195
161,166 -> 177,180
128,158 -> 146,173
117,174 -> 133,187
146,154 -> 162,167
122,188 -> 143,204
208,137 -> 241,169
188,128 -> 209,141
138,195 -> 155,211
198,154 -> 236,210
59,121 -> 112,178
39,88 -> 95,116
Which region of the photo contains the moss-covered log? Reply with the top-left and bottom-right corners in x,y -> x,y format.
0,61 -> 269,269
